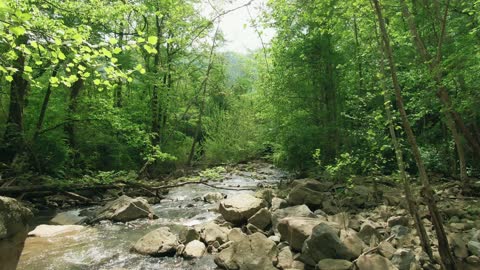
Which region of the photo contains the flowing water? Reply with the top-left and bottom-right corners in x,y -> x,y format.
17,162 -> 285,270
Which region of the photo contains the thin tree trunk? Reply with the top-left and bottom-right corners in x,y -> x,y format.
151,13 -> 164,146
377,37 -> 433,260
399,0 -> 471,180
33,66 -> 59,141
2,36 -> 29,163
372,1 -> 456,269
187,25 -> 220,166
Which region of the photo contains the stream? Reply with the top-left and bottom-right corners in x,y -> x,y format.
17,162 -> 286,270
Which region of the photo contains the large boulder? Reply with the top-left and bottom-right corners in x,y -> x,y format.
219,194 -> 267,224
214,232 -> 278,270
272,205 -> 316,233
0,196 -> 33,270
248,208 -> 272,231
50,211 -> 86,225
178,226 -> 200,244
131,227 -> 179,256
287,179 -> 331,209
340,229 -> 365,258
271,197 -> 288,211
94,195 -> 156,222
200,221 -> 230,245
301,223 -> 356,266
277,217 -> 328,251
183,240 -> 206,258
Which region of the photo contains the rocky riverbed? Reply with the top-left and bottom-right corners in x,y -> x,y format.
9,161 -> 480,270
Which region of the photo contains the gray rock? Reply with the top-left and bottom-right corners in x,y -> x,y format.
200,222 -> 230,245
203,192 -> 225,203
131,227 -> 178,256
227,228 -> 244,242
287,179 -> 331,209
358,221 -> 381,243
219,194 -> 267,224
316,259 -> 352,270
301,223 -> 356,267
448,233 -> 468,259
50,211 -> 86,225
0,196 -> 33,270
271,197 -> 288,211
378,241 -> 396,259
94,195 -> 156,222
277,246 -> 294,269
468,240 -> 480,256
178,226 -> 200,244
391,225 -> 410,238
272,205 -> 315,233
391,248 -> 415,270
248,208 -> 272,230
387,216 -> 409,228
268,235 -> 280,243
214,232 -> 278,270
356,254 -> 398,270
278,217 -> 327,251
340,229 -> 365,258
183,240 -> 206,258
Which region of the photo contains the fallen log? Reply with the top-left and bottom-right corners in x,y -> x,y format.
0,183 -> 123,196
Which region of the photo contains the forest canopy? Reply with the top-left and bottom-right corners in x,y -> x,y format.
0,0 -> 479,183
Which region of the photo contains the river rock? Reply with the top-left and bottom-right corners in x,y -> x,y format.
203,192 -> 225,203
94,195 -> 156,222
272,205 -> 316,233
214,232 -> 278,270
131,227 -> 178,256
278,217 -> 327,251
0,196 -> 33,270
277,246 -> 294,269
387,216 -> 409,228
358,220 -> 381,244
178,226 -> 200,244
468,240 -> 480,256
201,221 -> 230,244
183,240 -> 206,258
356,254 -> 398,270
248,208 -> 272,230
378,241 -> 396,259
301,223 -> 356,266
316,259 -> 353,270
219,194 -> 267,224
449,233 -> 468,259
287,179 -> 331,209
271,197 -> 288,211
50,211 -> 86,225
340,229 -> 365,258
391,248 -> 415,270
28,224 -> 85,237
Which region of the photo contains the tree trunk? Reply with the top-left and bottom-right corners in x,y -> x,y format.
1,35 -> 29,163
187,25 -> 220,166
151,13 -> 164,146
34,66 -> 59,141
372,1 -> 456,269
65,79 -> 84,150
377,38 -> 433,259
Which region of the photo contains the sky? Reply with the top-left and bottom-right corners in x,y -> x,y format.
201,0 -> 275,54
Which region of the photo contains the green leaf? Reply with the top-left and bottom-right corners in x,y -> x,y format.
109,38 -> 118,45
49,77 -> 59,85
24,66 -> 32,73
93,79 -> 101,85
147,36 -> 158,45
113,47 -> 122,54
6,75 -> 13,82
9,26 -> 25,36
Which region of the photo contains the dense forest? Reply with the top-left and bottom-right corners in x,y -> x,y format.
1,0 -> 480,270
1,0 -> 480,181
